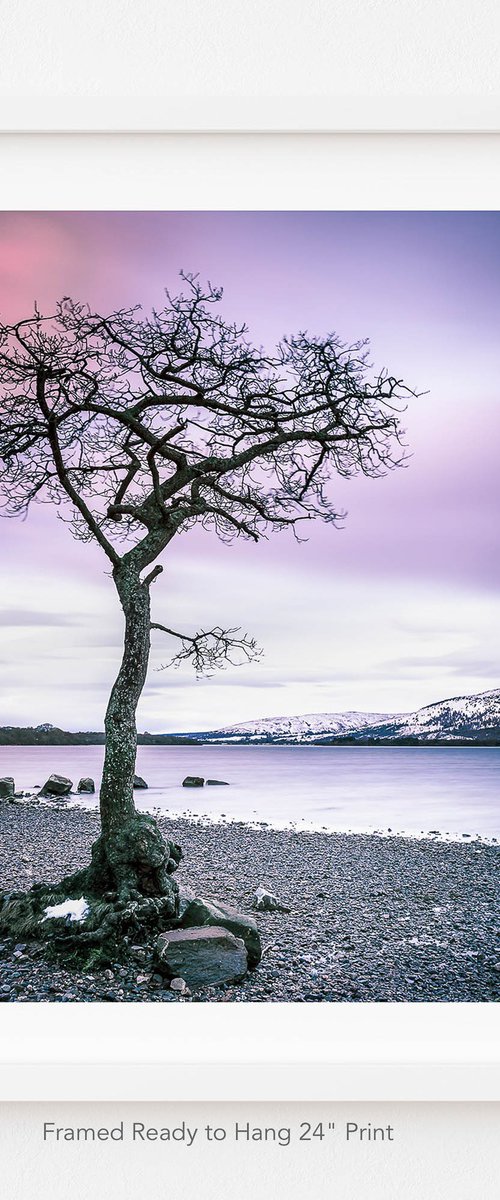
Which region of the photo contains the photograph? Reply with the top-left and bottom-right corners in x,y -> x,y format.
0,209 -> 498,1004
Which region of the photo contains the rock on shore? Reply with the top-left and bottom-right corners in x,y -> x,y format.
0,802 -> 499,1002
156,926 -> 248,988
180,896 -> 261,968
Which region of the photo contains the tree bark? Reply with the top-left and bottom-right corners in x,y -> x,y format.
85,566 -> 181,902
0,564 -> 182,947
100,570 -> 151,840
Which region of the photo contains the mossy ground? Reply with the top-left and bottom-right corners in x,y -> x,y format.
0,811 -> 181,967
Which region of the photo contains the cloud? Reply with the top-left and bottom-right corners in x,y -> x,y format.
1,212 -> 500,729
385,650 -> 500,680
0,608 -> 80,627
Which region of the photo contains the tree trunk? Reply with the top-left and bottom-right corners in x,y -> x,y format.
0,565 -> 182,950
100,571 -> 151,840
85,566 -> 181,902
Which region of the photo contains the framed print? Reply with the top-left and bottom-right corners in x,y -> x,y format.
0,124 -> 499,1099
1,11 -> 500,1198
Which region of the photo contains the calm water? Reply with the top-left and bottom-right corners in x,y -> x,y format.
1,744 -> 500,839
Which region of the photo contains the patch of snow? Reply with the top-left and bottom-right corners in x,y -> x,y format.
43,897 -> 89,923
204,686 -> 500,743
374,687 -> 500,738
219,710 -> 390,739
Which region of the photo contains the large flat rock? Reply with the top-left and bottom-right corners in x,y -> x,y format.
180,897 -> 261,969
156,926 -> 248,989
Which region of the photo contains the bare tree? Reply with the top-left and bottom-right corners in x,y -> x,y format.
0,275 -> 412,923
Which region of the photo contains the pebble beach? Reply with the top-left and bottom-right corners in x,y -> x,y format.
0,800 -> 499,1003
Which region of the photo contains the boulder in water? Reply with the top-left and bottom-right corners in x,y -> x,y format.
0,777 -> 15,800
77,777 -> 95,794
182,776 -> 204,787
39,774 -> 72,798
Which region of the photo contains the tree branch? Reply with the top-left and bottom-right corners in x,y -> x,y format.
150,621 -> 262,676
35,370 -> 120,565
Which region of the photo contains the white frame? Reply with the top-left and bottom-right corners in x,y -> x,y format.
2,1063 -> 500,1103
1,96 -> 500,133
0,129 -> 499,1101
1,1003 -> 500,1101
1,131 -> 500,212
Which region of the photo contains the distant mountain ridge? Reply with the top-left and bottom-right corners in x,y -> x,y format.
213,710 -> 390,741
1,688 -> 500,745
202,687 -> 500,745
361,688 -> 500,742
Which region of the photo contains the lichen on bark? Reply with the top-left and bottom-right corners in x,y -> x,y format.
83,561 -> 184,906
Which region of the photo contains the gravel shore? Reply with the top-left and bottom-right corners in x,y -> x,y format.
0,801 -> 499,1002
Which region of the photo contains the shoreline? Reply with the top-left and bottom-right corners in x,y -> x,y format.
57,809 -> 500,848
2,735 -> 500,748
2,743 -> 500,847
0,800 -> 499,1003
39,798 -> 500,847
9,793 -> 500,848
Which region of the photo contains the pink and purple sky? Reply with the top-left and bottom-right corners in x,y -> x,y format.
1,211 -> 499,731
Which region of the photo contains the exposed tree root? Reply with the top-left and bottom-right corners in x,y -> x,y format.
0,813 -> 182,966
82,812 -> 182,901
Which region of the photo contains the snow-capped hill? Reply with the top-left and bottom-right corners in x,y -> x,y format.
205,688 -> 500,743
216,710 -> 390,741
366,688 -> 500,740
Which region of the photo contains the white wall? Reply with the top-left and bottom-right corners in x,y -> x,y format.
0,1 -> 499,129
